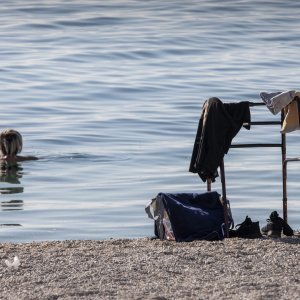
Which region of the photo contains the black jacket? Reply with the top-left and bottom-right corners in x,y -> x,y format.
189,97 -> 250,182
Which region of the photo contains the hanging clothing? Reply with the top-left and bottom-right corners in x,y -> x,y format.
260,90 -> 300,115
189,97 -> 250,182
260,90 -> 300,133
281,96 -> 300,133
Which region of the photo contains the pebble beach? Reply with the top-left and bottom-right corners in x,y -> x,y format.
0,237 -> 299,300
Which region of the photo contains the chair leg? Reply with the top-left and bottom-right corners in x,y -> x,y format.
220,159 -> 229,238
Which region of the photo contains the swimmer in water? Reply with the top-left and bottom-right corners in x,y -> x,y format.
0,129 -> 38,162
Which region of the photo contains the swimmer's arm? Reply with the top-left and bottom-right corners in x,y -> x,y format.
17,156 -> 39,161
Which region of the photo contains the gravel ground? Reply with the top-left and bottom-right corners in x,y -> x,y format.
0,237 -> 299,300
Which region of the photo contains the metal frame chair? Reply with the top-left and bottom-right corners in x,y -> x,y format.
206,102 -> 298,237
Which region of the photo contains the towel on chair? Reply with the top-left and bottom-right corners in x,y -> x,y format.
260,90 -> 300,115
281,97 -> 300,133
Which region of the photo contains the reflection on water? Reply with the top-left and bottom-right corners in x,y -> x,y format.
0,187 -> 24,194
1,200 -> 24,211
0,161 -> 24,227
0,161 -> 23,184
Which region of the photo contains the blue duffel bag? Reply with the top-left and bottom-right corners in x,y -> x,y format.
146,191 -> 230,242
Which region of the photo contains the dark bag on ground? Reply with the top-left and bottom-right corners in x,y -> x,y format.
145,191 -> 231,242
229,216 -> 262,239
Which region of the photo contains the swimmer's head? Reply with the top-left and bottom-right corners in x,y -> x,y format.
0,129 -> 23,156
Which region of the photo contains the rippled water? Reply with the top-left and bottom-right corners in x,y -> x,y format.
0,0 -> 300,242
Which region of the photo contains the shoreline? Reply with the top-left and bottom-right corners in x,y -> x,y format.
0,237 -> 299,299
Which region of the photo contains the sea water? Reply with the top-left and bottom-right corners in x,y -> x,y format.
0,0 -> 300,242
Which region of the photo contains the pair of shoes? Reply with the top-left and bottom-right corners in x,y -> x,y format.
261,211 -> 281,237
229,216 -> 262,239
261,211 -> 294,238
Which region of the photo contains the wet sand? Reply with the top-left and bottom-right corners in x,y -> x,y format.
0,237 -> 299,299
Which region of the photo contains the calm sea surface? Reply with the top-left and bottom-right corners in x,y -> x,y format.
1,0 -> 300,242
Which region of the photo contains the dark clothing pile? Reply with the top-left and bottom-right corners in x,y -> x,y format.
189,97 -> 251,182
261,211 -> 294,237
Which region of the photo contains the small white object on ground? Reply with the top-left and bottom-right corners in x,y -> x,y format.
5,256 -> 20,269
